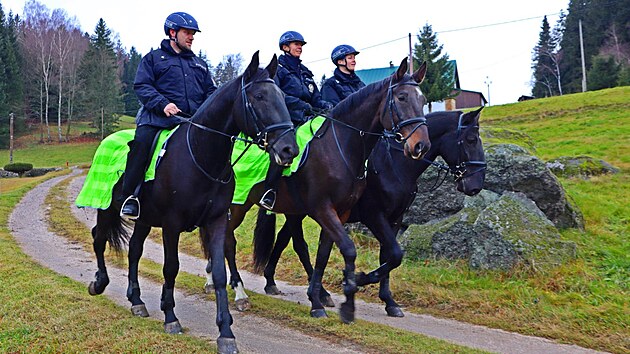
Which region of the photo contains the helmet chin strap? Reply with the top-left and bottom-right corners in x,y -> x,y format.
169,31 -> 185,52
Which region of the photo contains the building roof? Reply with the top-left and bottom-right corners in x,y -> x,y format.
356,60 -> 460,88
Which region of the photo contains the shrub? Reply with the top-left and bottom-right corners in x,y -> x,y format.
3,162 -> 34,177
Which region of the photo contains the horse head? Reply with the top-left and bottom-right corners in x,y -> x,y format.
237,51 -> 298,166
383,58 -> 430,160
448,107 -> 486,195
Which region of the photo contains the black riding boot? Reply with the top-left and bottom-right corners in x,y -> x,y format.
260,163 -> 282,210
120,126 -> 160,219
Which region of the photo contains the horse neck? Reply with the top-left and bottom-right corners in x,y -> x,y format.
187,90 -> 240,167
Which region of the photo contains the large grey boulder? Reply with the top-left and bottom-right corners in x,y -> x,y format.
400,190 -> 577,270
482,144 -> 584,230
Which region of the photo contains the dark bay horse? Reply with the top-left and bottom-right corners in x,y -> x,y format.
255,107 -> 486,317
214,59 -> 430,324
85,52 -> 298,354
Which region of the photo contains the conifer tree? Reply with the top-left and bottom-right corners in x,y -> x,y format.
77,18 -> 123,137
412,23 -> 455,112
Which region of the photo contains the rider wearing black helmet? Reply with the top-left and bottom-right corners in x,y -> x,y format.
259,31 -> 332,210
120,11 -> 217,219
322,44 -> 365,107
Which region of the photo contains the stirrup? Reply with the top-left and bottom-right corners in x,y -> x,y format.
259,189 -> 276,211
120,195 -> 140,220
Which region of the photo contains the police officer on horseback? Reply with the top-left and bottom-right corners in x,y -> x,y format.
120,12 -> 217,219
322,44 -> 366,107
259,31 -> 333,210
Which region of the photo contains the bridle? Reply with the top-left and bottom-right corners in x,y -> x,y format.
177,76 -> 295,183
419,112 -> 487,183
381,77 -> 427,144
450,112 -> 487,181
324,76 -> 428,180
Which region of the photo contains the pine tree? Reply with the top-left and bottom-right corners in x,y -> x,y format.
0,6 -> 24,148
213,54 -> 242,87
77,18 -> 123,137
121,46 -> 142,115
588,55 -> 619,90
532,16 -> 560,98
412,23 -> 455,112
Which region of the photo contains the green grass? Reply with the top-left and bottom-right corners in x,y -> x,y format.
2,87 -> 629,353
0,173 -> 215,353
43,172 -> 483,354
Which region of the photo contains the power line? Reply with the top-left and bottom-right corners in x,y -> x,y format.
305,12 -> 562,65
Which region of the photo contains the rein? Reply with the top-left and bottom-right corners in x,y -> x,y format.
175,77 -> 295,183
317,78 -> 428,180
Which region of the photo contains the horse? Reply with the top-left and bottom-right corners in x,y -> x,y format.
83,52 -> 298,354
213,58 -> 431,324
254,107 -> 486,318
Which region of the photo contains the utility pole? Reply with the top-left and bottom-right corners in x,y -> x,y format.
484,76 -> 492,106
9,113 -> 14,163
579,19 -> 587,92
408,33 -> 413,74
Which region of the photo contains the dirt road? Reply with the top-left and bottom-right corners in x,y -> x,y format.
9,170 -> 605,353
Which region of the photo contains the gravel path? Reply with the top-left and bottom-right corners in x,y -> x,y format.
8,170 -> 606,354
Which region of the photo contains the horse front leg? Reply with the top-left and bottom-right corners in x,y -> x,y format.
226,205 -> 250,311
307,233 -> 334,318
126,223 -> 151,317
88,224 -> 110,295
200,217 -> 238,354
160,227 -> 182,334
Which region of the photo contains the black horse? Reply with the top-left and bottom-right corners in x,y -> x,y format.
254,107 -> 486,317
85,52 -> 298,354
209,59 -> 431,324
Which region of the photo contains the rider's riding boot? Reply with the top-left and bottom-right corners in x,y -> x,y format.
120,195 -> 140,219
260,163 -> 282,211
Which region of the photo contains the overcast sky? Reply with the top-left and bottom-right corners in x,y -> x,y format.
3,0 -> 569,105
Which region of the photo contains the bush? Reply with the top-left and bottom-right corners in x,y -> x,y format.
3,162 -> 34,177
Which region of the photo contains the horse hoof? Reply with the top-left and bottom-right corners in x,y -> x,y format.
385,306 -> 405,318
310,309 -> 328,318
264,285 -> 282,295
130,304 -> 149,317
339,303 -> 355,324
235,298 -> 251,312
88,281 -> 102,296
217,337 -> 239,354
321,295 -> 335,308
164,320 -> 183,334
204,283 -> 215,294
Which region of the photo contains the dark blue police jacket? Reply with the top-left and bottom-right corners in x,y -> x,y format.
275,53 -> 329,125
321,68 -> 366,107
134,39 -> 217,128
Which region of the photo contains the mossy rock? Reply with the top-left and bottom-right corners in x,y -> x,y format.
3,162 -> 33,177
481,126 -> 536,153
546,155 -> 620,178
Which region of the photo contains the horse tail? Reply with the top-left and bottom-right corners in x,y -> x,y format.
253,208 -> 277,273
95,205 -> 130,253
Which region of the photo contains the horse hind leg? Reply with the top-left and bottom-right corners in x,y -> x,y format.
88,225 -> 110,295
126,223 -> 151,317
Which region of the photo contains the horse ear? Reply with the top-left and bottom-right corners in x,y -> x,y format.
395,57 -> 408,80
265,54 -> 278,79
413,61 -> 427,84
463,106 -> 483,126
243,50 -> 261,81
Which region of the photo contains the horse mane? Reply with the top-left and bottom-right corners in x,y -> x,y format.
193,67 -> 268,120
332,76 -> 389,118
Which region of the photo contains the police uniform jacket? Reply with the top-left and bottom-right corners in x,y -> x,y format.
275,53 -> 330,125
134,39 -> 217,128
321,68 -> 366,107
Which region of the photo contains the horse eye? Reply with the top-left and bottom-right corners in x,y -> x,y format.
466,135 -> 477,144
254,93 -> 264,100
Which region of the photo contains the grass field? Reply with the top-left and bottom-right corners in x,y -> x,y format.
1,87 -> 629,353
